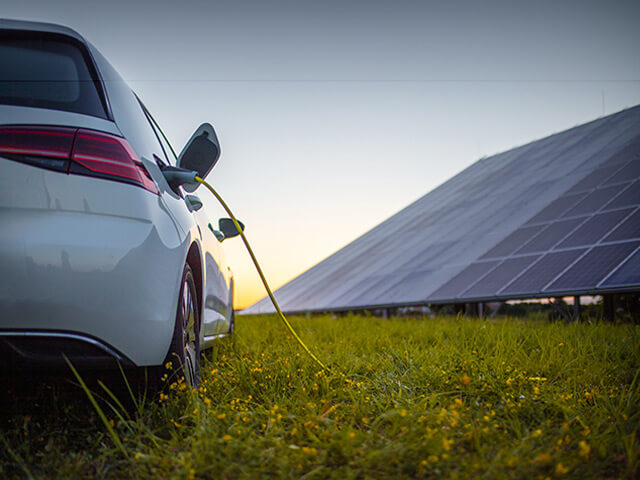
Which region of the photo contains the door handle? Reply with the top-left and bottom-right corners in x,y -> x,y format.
185,194 -> 203,211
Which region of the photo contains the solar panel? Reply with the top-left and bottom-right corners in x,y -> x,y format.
556,209 -> 634,248
566,165 -> 625,194
462,255 -> 541,297
600,248 -> 640,287
602,158 -> 640,186
603,208 -> 640,242
561,185 -> 622,218
546,241 -> 640,292
392,241 -> 459,273
600,137 -> 640,168
430,261 -> 499,300
516,217 -> 585,254
246,107 -> 640,314
605,181 -> 640,209
385,269 -> 439,304
525,193 -> 587,225
500,249 -> 587,295
480,225 -> 544,259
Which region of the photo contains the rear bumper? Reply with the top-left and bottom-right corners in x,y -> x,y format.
0,159 -> 191,367
0,330 -> 134,371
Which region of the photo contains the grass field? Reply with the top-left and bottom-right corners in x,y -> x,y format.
1,313 -> 639,479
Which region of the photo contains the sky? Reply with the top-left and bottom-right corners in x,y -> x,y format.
4,0 -> 640,308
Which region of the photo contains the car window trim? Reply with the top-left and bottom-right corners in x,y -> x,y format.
136,95 -> 178,164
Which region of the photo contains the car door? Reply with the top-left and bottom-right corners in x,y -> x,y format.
140,105 -> 230,337
194,207 -> 231,336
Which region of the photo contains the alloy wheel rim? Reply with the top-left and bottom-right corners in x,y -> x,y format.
181,278 -> 197,386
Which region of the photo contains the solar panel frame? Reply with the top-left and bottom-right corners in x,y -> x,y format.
604,180 -> 640,210
599,246 -> 640,288
602,158 -> 640,186
461,255 -> 541,298
429,261 -> 500,301
524,192 -> 588,225
555,208 -> 634,249
603,208 -> 640,242
500,249 -> 588,295
515,217 -> 586,254
566,164 -> 628,194
598,137 -> 640,169
560,185 -> 624,218
479,225 -> 545,259
546,241 -> 640,292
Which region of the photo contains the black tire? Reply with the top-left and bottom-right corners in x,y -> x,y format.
228,309 -> 235,336
164,264 -> 200,388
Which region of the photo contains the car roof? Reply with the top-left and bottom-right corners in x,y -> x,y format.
0,18 -> 86,43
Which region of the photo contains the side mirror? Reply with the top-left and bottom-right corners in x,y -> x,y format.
218,218 -> 245,241
178,123 -> 220,192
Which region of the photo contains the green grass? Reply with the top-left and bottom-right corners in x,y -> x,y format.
1,313 -> 639,479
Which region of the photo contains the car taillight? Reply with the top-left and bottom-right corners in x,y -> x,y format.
0,126 -> 75,171
0,125 -> 158,194
70,130 -> 158,194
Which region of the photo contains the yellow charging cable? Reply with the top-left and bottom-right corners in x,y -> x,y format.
195,176 -> 332,375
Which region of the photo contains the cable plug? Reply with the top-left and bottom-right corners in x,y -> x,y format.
161,166 -> 199,193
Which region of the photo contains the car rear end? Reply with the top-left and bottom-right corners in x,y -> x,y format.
0,21 -> 186,370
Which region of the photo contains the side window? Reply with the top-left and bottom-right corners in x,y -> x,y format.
138,99 -> 178,166
157,124 -> 178,165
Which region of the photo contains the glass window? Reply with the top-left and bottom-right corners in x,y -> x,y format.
139,99 -> 178,165
0,33 -> 108,118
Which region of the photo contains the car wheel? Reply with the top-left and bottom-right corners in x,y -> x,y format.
165,264 -> 200,388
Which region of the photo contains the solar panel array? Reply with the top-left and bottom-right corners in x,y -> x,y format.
246,106 -> 640,314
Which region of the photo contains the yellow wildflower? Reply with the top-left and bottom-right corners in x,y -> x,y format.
535,453 -> 551,464
578,440 -> 590,458
443,438 -> 452,451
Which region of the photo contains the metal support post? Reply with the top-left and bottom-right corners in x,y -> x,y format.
603,294 -> 615,322
573,296 -> 581,321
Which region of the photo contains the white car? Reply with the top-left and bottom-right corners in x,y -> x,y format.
0,19 -> 241,387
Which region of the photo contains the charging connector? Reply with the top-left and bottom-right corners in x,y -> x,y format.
161,166 -> 199,193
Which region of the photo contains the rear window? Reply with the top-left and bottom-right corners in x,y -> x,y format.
0,32 -> 108,118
